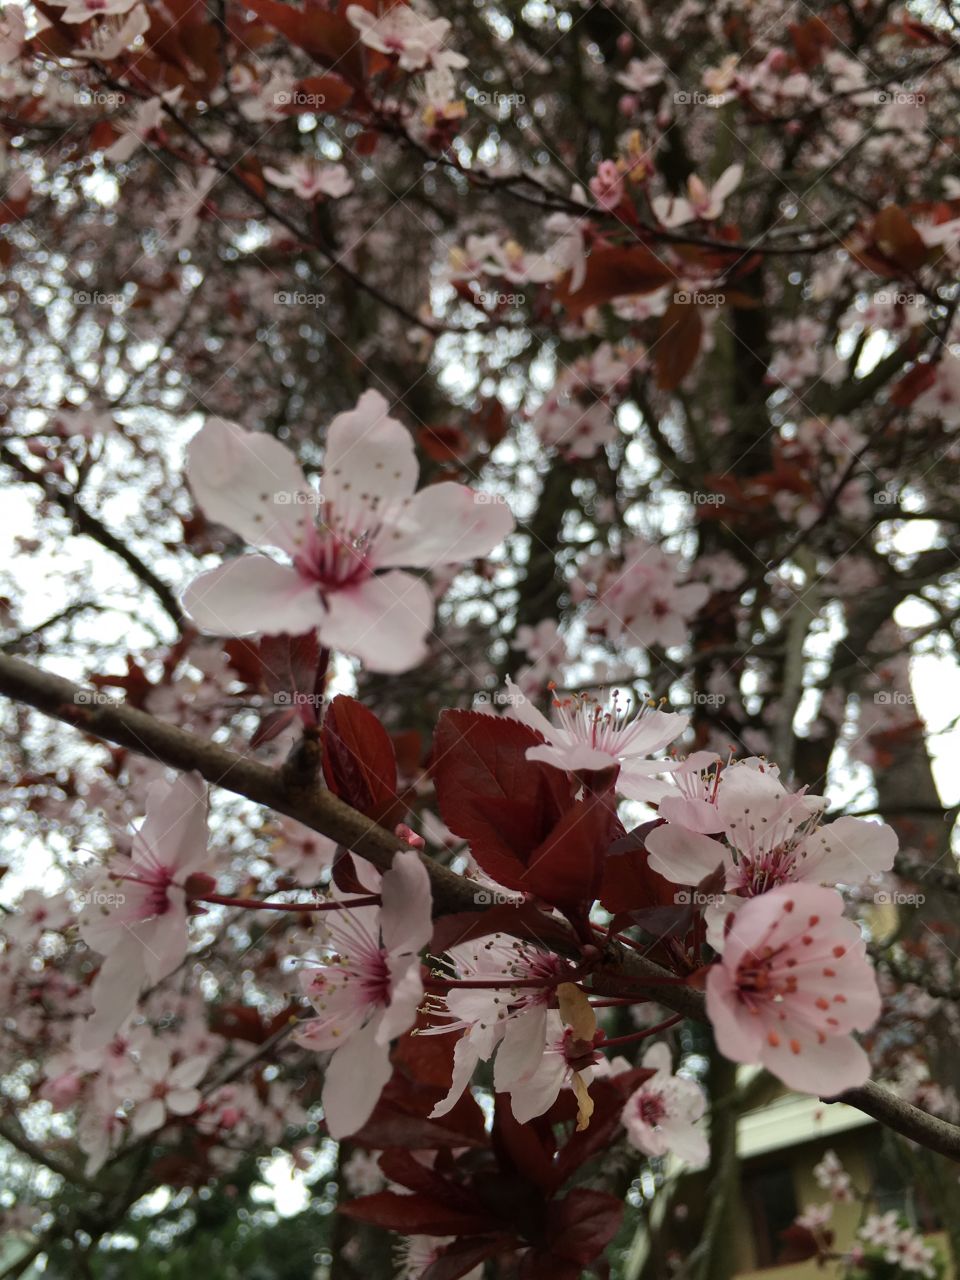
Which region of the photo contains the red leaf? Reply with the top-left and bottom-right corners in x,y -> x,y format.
424,1238 -> 512,1280
244,0 -> 366,83
418,424 -> 472,463
431,709 -> 575,889
554,246 -> 676,319
258,631 -> 323,727
283,73 -> 354,114
600,821 -> 677,914
655,302 -> 703,390
890,360 -> 937,407
322,694 -> 401,823
544,1188 -> 624,1265
339,1191 -> 499,1236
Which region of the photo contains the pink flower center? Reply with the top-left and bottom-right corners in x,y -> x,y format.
295,522 -> 374,592
636,1090 -> 667,1127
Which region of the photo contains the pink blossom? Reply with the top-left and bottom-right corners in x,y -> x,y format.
651,164 -> 743,228
621,1042 -> 708,1165
76,3 -> 148,58
105,88 -> 183,163
504,677 -> 688,802
423,935 -> 567,1119
262,160 -> 353,201
181,391 -> 514,673
78,771 -> 210,1049
346,5 -> 467,73
648,759 -> 897,942
813,1149 -> 854,1201
796,1203 -> 832,1232
119,1043 -> 212,1136
705,884 -> 881,1093
582,538 -> 709,650
589,160 -> 625,212
504,1009 -> 602,1123
53,0 -> 138,23
294,850 -> 432,1139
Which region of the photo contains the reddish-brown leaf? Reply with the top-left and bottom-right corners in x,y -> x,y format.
322,694 -> 401,822
554,245 -> 676,319
339,1191 -> 499,1236
655,302 -> 703,390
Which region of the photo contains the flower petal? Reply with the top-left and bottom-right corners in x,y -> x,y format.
182,555 -> 325,637
319,570 -> 433,673
322,1016 -> 394,1139
186,417 -> 314,556
375,482 -> 514,568
322,390 -> 418,508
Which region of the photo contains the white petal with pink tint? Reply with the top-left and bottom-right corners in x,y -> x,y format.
319,571 -> 433,673
322,390 -> 419,507
322,1016 -> 394,1139
186,417 -> 314,556
183,555 -> 325,637
376,482 -> 514,568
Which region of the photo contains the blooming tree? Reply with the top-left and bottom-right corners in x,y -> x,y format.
1,0 -> 960,1276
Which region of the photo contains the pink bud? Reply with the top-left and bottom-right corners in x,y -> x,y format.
617,32 -> 633,55
619,94 -> 639,116
395,823 -> 425,850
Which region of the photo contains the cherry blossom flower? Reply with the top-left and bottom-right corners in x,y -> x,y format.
504,677 -> 689,802
75,3 -> 148,58
813,1149 -> 854,1201
53,0 -> 138,23
506,1008 -> 603,1125
589,159 -> 625,212
262,160 -> 353,201
293,850 -> 432,1138
424,935 -> 567,1119
651,164 -> 743,227
581,538 -> 710,650
270,816 -> 336,883
647,759 -> 897,942
78,771 -> 210,1048
795,1203 -> 832,1232
105,87 -> 183,163
181,390 -> 514,672
621,1043 -> 708,1165
616,57 -> 664,92
860,1211 -> 902,1248
705,884 -> 881,1093
346,5 -> 467,73
120,1043 -> 212,1136
0,5 -> 25,64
